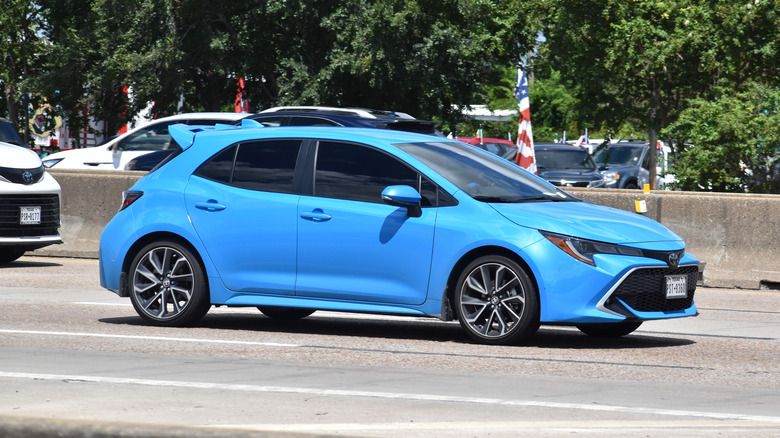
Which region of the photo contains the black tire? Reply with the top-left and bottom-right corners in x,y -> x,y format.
258,306 -> 316,320
128,240 -> 210,326
454,255 -> 540,345
0,249 -> 25,264
624,182 -> 639,190
576,321 -> 642,337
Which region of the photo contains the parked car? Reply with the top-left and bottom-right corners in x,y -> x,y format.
246,106 -> 443,135
591,142 -> 652,189
457,137 -> 518,161
0,119 -> 62,263
124,107 -> 443,171
534,143 -> 606,188
42,113 -> 247,170
99,122 -> 699,345
124,149 -> 172,172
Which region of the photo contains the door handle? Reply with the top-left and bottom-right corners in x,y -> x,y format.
195,200 -> 226,212
300,208 -> 331,222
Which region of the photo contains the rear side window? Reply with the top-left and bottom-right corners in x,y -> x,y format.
194,140 -> 302,194
232,140 -> 301,193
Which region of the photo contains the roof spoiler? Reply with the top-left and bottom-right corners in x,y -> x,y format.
169,119 -> 264,151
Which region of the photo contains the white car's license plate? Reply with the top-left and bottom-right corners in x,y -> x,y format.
665,275 -> 688,299
20,206 -> 41,225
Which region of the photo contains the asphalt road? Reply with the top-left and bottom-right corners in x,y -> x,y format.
1,256 -> 779,437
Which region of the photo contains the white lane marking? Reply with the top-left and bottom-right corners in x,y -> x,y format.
1,371 -> 779,424
213,420 -> 780,432
0,329 -> 299,347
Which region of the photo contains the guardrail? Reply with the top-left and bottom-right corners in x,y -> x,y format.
38,169 -> 780,290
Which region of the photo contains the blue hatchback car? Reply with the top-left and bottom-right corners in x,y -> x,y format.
99,121 -> 699,345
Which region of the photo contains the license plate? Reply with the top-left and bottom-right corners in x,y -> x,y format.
20,206 -> 41,225
665,275 -> 688,299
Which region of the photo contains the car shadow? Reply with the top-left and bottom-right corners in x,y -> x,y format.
0,260 -> 62,268
99,311 -> 695,349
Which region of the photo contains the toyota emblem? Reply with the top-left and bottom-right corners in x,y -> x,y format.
668,251 -> 680,268
22,171 -> 34,184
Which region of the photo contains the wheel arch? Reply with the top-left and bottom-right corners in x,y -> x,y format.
442,245 -> 539,321
118,231 -> 210,298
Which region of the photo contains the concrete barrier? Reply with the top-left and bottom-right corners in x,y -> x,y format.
35,170 -> 780,290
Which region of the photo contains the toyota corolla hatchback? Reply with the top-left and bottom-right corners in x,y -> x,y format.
99,121 -> 699,345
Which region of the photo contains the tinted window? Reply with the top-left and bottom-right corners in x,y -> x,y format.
0,121 -> 24,145
289,116 -> 341,127
252,116 -> 287,127
195,145 -> 236,183
119,122 -> 175,151
315,141 -> 418,204
593,146 -> 644,166
232,140 -> 301,193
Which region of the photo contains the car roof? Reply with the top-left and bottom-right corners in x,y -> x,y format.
171,123 -> 453,151
259,106 -> 416,120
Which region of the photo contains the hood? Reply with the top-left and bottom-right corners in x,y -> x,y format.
0,142 -> 43,168
491,200 -> 683,246
537,169 -> 600,181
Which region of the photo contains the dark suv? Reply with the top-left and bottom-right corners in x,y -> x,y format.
246,106 -> 443,136
591,142 -> 652,189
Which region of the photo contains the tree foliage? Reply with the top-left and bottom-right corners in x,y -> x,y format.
1,0 -> 778,192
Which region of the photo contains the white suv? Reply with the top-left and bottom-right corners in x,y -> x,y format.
42,112 -> 247,170
0,119 -> 62,263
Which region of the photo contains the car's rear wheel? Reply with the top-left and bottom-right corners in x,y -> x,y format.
0,249 -> 25,264
128,240 -> 210,326
258,306 -> 316,320
576,321 -> 642,337
454,256 -> 539,345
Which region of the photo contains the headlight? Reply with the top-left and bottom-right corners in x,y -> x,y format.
601,172 -> 620,184
587,178 -> 606,188
541,231 -> 643,265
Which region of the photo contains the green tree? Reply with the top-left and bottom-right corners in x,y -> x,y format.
0,0 -> 48,144
665,83 -> 780,193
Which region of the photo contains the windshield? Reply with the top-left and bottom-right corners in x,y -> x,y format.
0,122 -> 24,146
593,145 -> 644,166
536,149 -> 595,170
396,141 -> 577,203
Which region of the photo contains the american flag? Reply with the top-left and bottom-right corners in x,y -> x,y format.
234,77 -> 250,113
514,68 -> 536,173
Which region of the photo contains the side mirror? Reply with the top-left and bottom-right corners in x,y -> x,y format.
598,164 -> 609,171
381,185 -> 422,218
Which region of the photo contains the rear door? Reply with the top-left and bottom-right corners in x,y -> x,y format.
185,139 -> 302,295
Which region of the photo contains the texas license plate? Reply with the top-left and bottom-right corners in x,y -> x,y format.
20,206 -> 41,225
665,275 -> 688,299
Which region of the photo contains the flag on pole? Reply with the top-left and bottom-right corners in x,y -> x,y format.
234,77 -> 249,113
576,128 -> 589,146
513,68 -> 536,173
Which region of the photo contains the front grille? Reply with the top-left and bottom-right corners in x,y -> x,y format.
550,181 -> 590,187
0,194 -> 60,237
611,265 -> 698,312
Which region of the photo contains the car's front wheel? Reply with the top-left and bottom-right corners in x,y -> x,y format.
128,240 -> 210,326
576,321 -> 642,337
454,256 -> 540,345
